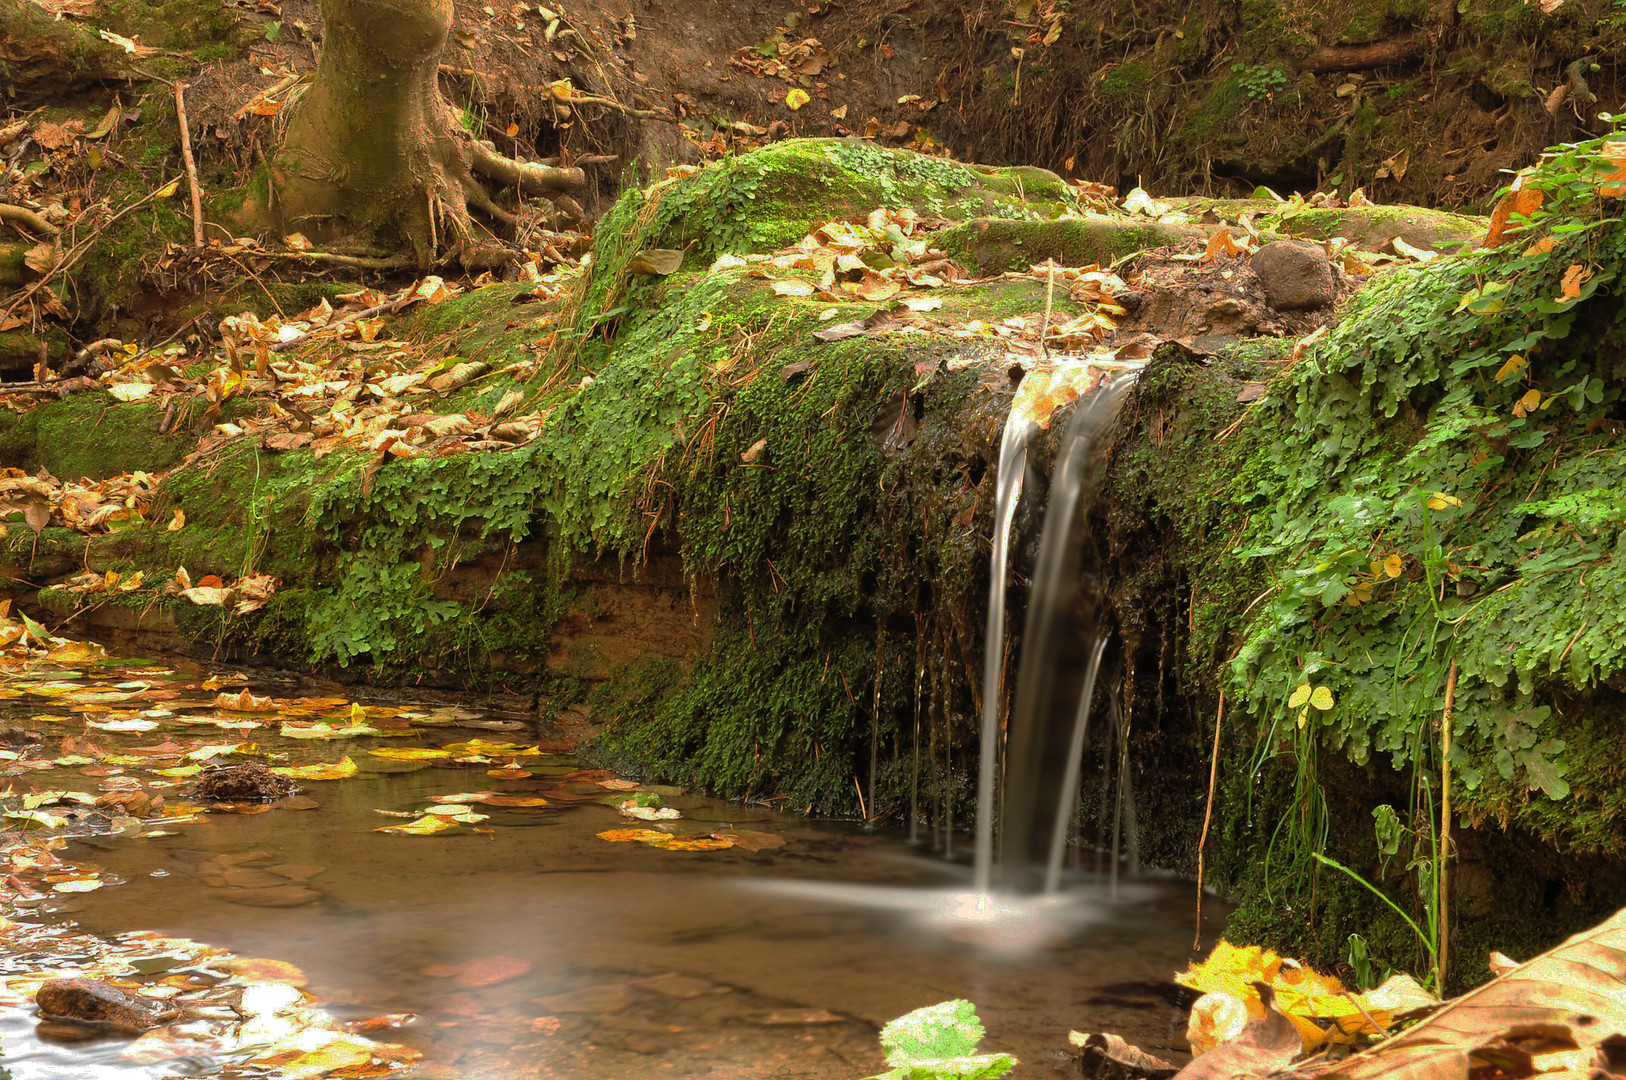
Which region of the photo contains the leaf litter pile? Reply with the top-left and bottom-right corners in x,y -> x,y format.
1070,915 -> 1626,1080
0,612 -> 803,1079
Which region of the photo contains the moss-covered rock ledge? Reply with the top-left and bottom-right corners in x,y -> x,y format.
2,139 -> 1210,817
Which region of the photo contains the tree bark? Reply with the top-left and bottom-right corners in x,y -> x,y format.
272,0 -> 582,267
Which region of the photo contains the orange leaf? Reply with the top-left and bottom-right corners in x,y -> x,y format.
1598,140 -> 1626,198
1481,182 -> 1544,248
1558,263 -> 1591,302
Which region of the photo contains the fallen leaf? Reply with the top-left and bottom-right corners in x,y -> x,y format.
1322,908 -> 1626,1080
272,756 -> 358,781
215,690 -> 275,712
374,813 -> 457,835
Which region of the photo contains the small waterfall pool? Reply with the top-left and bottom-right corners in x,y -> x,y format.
0,649 -> 1221,1080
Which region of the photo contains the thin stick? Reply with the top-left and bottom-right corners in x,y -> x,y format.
853,775 -> 867,823
1438,662 -> 1458,994
270,291 -> 412,352
173,82 -> 205,248
2,177 -> 181,321
1039,258 -> 1055,359
1341,990 -> 1389,1038
1194,693 -> 1225,949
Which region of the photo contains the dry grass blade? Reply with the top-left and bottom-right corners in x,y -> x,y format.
1316,906 -> 1626,1080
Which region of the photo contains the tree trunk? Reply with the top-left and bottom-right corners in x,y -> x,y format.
272,0 -> 584,267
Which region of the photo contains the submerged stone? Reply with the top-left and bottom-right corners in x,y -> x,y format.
35,977 -> 181,1031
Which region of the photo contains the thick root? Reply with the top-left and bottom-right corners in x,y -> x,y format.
468,141 -> 586,197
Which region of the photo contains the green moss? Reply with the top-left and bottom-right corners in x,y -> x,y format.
934,217 -> 1202,274
101,0 -> 235,50
0,394 -> 192,479
1098,61 -> 1152,106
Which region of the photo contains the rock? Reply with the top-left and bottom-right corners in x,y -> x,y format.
216,884 -> 321,907
1251,240 -> 1336,310
35,978 -> 181,1031
181,763 -> 298,803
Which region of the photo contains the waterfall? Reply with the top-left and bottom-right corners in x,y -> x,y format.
972,416 -> 1034,894
972,367 -> 1139,895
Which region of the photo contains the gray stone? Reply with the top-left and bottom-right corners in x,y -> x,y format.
1251,240 -> 1336,310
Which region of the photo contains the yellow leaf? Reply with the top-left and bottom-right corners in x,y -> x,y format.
651,835 -> 734,851
785,88 -> 811,110
1425,492 -> 1462,510
597,827 -> 671,843
368,747 -> 452,760
1309,686 -> 1335,710
1287,684 -> 1312,709
272,755 -> 358,781
375,813 -> 457,835
1512,388 -> 1542,418
154,179 -> 181,199
1382,554 -> 1403,579
1494,354 -> 1527,384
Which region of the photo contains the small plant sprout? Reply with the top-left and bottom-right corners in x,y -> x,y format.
866,1000 -> 1017,1080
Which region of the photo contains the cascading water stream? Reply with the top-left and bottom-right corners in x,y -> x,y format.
971,415 -> 1036,894
974,365 -> 1140,896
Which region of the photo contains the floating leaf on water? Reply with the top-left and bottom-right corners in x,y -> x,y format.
596,827 -> 670,843
652,835 -> 733,851
717,829 -> 786,852
51,878 -> 103,892
368,747 -> 451,760
87,718 -> 159,732
620,804 -> 681,820
215,690 -> 275,712
280,722 -> 380,740
375,814 -> 457,835
441,739 -> 538,756
598,778 -> 641,791
429,792 -> 550,807
45,641 -> 108,664
272,756 -> 358,781
422,805 -> 488,823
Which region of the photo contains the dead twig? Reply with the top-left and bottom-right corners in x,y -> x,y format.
261,249 -> 416,271
173,81 -> 206,248
1194,692 -> 1224,950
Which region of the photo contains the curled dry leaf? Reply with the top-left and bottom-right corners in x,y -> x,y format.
215,689 -> 275,712
1317,907 -> 1626,1080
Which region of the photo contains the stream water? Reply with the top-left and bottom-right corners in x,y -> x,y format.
0,651 -> 1220,1080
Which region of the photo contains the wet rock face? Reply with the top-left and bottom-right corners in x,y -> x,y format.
1251,241 -> 1336,310
35,978 -> 182,1031
182,762 -> 298,802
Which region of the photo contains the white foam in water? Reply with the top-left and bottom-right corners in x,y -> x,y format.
740,876 -> 1157,953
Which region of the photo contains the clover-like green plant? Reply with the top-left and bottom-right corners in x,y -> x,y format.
866,1000 -> 1017,1080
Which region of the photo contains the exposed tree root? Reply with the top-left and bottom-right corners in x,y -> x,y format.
271,0 -> 591,269
0,204 -> 59,238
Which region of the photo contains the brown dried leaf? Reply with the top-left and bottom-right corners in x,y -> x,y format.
1320,907 -> 1626,1080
